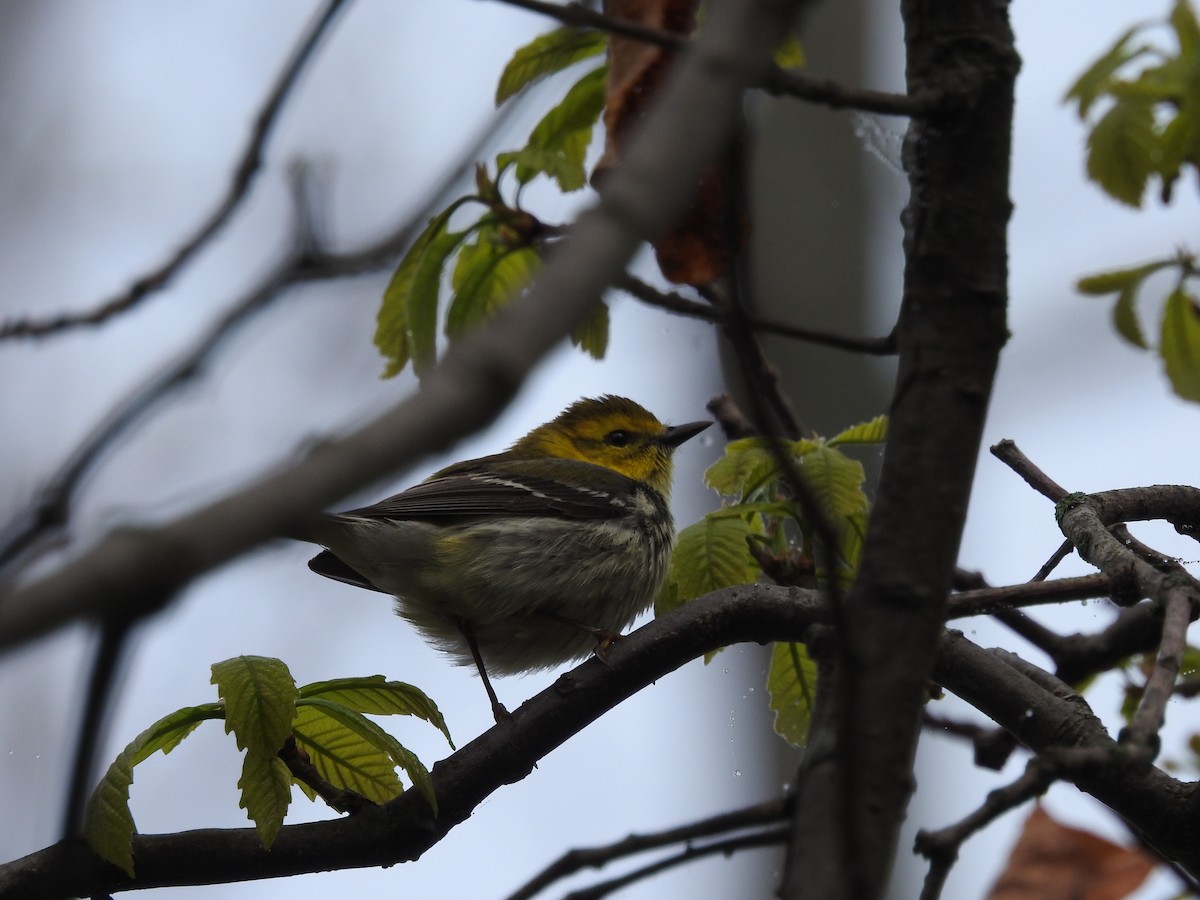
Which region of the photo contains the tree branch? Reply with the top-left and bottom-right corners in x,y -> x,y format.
0,0 -> 353,341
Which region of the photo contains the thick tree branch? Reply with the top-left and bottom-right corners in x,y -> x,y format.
781,4 -> 1019,898
0,0 -> 353,341
0,0 -> 797,652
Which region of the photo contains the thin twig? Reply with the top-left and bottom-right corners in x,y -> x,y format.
505,797 -> 790,900
990,439 -> 1069,502
614,272 -> 895,354
561,827 -> 790,900
1031,539 -> 1074,581
915,761 -> 1055,900
945,573 -> 1113,619
0,0 -> 353,341
486,0 -> 936,117
1122,591 -> 1191,756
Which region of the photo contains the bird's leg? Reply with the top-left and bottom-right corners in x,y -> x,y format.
458,621 -> 509,724
541,611 -> 622,665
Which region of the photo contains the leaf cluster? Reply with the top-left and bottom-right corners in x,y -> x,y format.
1077,251 -> 1200,401
659,416 -> 887,747
84,656 -> 452,877
375,28 -> 610,378
1066,0 -> 1200,206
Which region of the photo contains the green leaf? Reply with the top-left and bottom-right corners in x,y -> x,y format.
1160,286 -> 1200,401
659,512 -> 762,616
1085,98 -> 1158,206
1064,26 -> 1146,117
446,238 -> 540,338
511,65 -> 607,191
291,702 -> 404,805
827,414 -> 888,446
495,28 -> 609,106
211,656 -> 300,849
1076,260 -> 1173,295
795,442 -> 869,521
375,203 -> 473,377
704,438 -> 783,500
767,641 -> 817,747
1171,0 -> 1200,56
1113,283 -> 1150,349
570,299 -> 609,359
295,698 -> 436,814
84,704 -> 223,876
299,675 -> 454,749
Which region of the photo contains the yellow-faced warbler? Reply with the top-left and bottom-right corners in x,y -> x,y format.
295,395 -> 710,719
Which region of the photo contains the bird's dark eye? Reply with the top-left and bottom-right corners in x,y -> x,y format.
604,429 -> 632,447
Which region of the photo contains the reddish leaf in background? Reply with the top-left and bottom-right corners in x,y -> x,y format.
595,0 -> 747,285
986,806 -> 1156,900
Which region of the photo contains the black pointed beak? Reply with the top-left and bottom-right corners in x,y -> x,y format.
659,419 -> 711,449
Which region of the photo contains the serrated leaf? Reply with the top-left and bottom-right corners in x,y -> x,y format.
299,676 -> 454,749
406,229 -> 470,376
84,704 -> 222,876
795,443 -> 868,521
768,641 -> 817,747
292,702 -> 404,805
1161,286 -> 1200,401
570,299 -> 609,359
296,698 -> 436,814
495,28 -> 609,106
1064,26 -> 1146,117
513,65 -> 607,190
659,512 -> 762,615
446,238 -> 540,338
1086,98 -> 1158,206
212,656 -> 299,849
704,438 -> 783,500
827,414 -> 888,446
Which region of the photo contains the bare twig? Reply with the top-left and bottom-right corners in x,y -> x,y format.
560,827 -> 790,900
990,439 -> 1069,502
914,761 -> 1055,900
945,573 -> 1114,619
1031,539 -> 1074,581
505,797 -> 791,900
1122,591 -> 1191,756
614,272 -> 896,354
486,0 -> 937,117
0,0 -> 353,341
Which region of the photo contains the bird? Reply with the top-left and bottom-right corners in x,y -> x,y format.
293,395 -> 710,720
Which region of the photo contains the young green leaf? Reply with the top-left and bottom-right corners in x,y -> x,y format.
405,229 -> 471,375
773,35 -> 805,69
1160,286 -> 1200,401
1085,98 -> 1158,206
704,438 -> 783,500
211,656 -> 300,849
446,237 -> 539,338
291,702 -> 405,805
84,704 -> 223,876
495,28 -> 609,106
1171,0 -> 1200,55
570,299 -> 609,359
796,442 -> 869,521
658,511 -> 762,615
768,641 -> 818,747
827,414 -> 888,446
299,675 -> 454,748
295,698 -> 436,814
1076,260 -> 1172,295
509,65 -> 607,191
1113,282 -> 1150,348
1064,25 -> 1146,117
